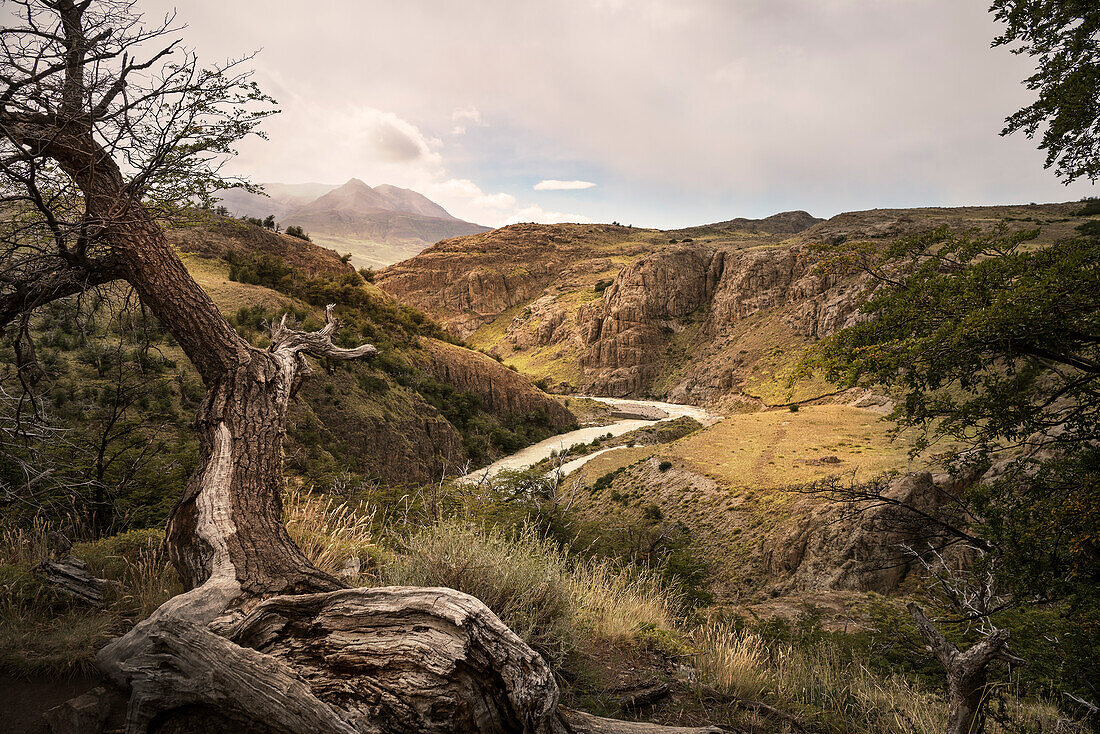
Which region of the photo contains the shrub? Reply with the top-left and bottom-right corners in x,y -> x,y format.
593,467 -> 625,492
358,266 -> 375,282
1075,197 -> 1100,216
1076,220 -> 1100,237
658,460 -> 673,472
284,225 -> 310,241
789,403 -> 800,412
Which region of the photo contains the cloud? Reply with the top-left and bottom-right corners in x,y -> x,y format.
451,105 -> 484,135
151,0 -> 1098,228
425,179 -> 587,227
505,205 -> 592,225
228,104 -> 444,185
372,114 -> 432,162
534,179 -> 597,191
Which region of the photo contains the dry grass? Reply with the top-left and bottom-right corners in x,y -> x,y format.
380,520 -> 575,664
283,487 -> 378,579
568,559 -> 679,641
182,254 -> 297,314
0,518 -> 54,566
0,524 -> 174,676
691,620 -> 1086,734
669,405 -> 911,490
693,620 -> 948,733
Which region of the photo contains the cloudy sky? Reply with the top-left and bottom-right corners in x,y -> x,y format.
136,0 -> 1096,227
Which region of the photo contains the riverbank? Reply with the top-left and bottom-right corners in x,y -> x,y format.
462,396 -> 719,483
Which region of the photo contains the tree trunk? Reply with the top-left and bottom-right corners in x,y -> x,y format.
908,603 -> 1011,734
11,98 -> 723,734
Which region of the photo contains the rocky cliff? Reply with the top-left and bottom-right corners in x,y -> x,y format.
380,202 -> 1089,407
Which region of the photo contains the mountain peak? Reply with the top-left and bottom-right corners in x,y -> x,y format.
343,177 -> 371,189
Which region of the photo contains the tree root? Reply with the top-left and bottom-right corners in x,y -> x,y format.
91,585 -> 725,734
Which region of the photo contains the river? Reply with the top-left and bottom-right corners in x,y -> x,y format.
462,396 -> 719,484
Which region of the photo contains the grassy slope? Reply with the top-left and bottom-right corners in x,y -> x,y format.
565,406 -> 913,590
0,216 -> 575,531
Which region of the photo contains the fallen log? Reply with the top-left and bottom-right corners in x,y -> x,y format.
34,556 -> 118,607
94,585 -> 728,734
694,684 -> 808,733
615,680 -> 675,711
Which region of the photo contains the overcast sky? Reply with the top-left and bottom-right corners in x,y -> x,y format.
76,1 -> 1100,226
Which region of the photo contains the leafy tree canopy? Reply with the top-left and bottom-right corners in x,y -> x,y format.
807,224 -> 1099,468
803,224 -> 1100,698
991,0 -> 1100,182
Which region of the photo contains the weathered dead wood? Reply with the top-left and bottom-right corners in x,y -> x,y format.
693,684 -> 808,733
555,708 -> 726,733
616,680 -> 674,710
116,616 -> 358,734
42,686 -> 120,734
95,585 -> 732,734
34,556 -> 118,606
908,602 -> 1010,734
227,586 -> 559,734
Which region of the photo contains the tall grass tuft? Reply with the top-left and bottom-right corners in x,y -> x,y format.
691,620 -> 1085,734
568,559 -> 679,641
380,520 -> 575,666
0,517 -> 53,565
284,487 -> 377,578
694,620 -> 949,732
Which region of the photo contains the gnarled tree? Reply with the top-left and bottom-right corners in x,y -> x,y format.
0,3 -> 720,732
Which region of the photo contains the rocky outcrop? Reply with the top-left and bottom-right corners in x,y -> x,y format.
378,223 -> 623,338
380,203 -> 1088,404
766,472 -> 947,593
577,246 -> 726,395
416,339 -> 575,428
569,243 -> 866,396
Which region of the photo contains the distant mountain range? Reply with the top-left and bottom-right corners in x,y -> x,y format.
216,179 -> 490,268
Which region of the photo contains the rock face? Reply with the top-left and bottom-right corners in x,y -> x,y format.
766,472 -> 947,593
575,243 -> 865,397
380,202 -> 1088,405
416,339 -> 575,428
378,223 -> 619,338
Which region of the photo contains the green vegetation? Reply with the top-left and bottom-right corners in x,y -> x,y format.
991,1 -> 1100,183
806,223 -> 1100,706
285,224 -> 311,241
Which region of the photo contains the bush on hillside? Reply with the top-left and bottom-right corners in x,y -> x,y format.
284,224 -> 311,241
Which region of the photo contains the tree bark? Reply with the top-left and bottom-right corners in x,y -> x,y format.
908,603 -> 1010,734
5,6 -> 729,728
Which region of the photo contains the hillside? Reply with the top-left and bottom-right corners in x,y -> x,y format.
216,179 -> 490,269
378,202 -> 1095,408
215,182 -> 339,220
556,405 -> 925,599
0,214 -> 574,527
